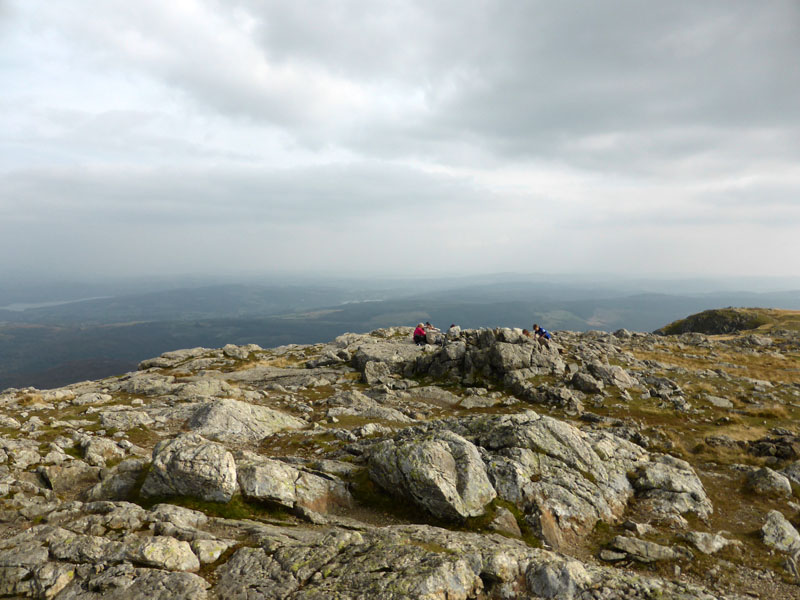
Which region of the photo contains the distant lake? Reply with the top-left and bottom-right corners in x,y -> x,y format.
0,297 -> 112,312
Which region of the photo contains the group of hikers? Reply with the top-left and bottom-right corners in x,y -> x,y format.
413,322 -> 552,346
413,322 -> 458,345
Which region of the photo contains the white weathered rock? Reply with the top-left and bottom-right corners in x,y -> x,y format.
81,437 -> 125,467
73,393 -> 113,406
138,347 -> 211,369
149,503 -> 208,530
177,378 -> 234,399
472,412 -> 643,546
187,398 -> 306,442
39,462 -> 101,495
8,447 -> 42,470
571,372 -> 604,394
323,389 -> 412,423
526,560 -> 591,600
762,510 -> 800,555
237,456 -> 352,513
706,395 -> 733,409
119,373 -> 177,397
684,531 -> 738,554
141,434 -> 237,502
191,539 -> 236,565
587,361 -> 636,389
125,536 -> 200,572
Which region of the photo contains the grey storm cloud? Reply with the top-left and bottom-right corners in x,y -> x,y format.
101,1 -> 800,166
1,0 -> 799,278
1,163 -> 485,225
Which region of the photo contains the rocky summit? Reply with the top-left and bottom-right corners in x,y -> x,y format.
1,322 -> 800,599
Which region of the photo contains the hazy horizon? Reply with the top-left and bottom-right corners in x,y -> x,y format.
3,270 -> 800,307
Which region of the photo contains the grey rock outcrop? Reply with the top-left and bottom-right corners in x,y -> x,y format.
84,458 -> 147,501
368,430 -> 496,521
466,412 -> 642,546
0,324 -> 789,599
630,454 -> 713,519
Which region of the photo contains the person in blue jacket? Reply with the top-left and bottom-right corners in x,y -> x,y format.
532,324 -> 551,344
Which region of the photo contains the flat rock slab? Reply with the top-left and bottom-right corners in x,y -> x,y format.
610,536 -> 693,563
55,564 -> 210,600
187,398 -> 306,443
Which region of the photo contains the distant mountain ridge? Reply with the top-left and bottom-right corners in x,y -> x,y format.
2,281 -> 800,390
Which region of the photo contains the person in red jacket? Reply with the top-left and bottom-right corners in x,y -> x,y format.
413,323 -> 427,345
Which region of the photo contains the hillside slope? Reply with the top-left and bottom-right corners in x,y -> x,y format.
0,325 -> 799,598
656,307 -> 800,336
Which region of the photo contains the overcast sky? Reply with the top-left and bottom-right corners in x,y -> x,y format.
1,0 -> 799,280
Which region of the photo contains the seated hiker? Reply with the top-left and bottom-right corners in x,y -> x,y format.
413,323 -> 428,345
532,323 -> 552,344
522,328 -> 531,338
425,322 -> 444,345
446,323 -> 461,340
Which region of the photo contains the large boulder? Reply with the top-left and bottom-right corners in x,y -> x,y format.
39,462 -> 101,495
187,398 -> 306,443
237,456 -> 352,513
762,510 -> 800,555
368,430 -> 496,521
141,434 -> 237,503
587,361 -> 636,389
746,467 -> 792,497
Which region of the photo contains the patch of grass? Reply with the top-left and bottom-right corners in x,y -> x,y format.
464,498 -> 543,548
104,456 -> 125,469
63,446 -> 83,460
124,425 -> 162,448
138,493 -> 296,522
259,429 -> 343,459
